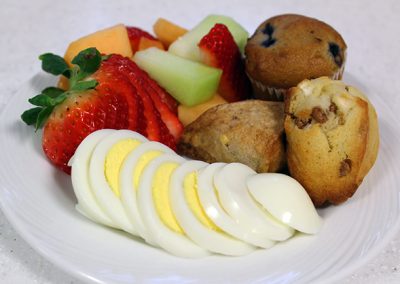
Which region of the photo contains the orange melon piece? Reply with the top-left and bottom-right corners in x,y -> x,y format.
64,24 -> 133,66
153,18 -> 188,48
178,94 -> 227,126
57,76 -> 69,90
138,37 -> 165,52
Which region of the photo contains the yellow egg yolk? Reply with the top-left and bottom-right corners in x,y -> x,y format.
105,139 -> 141,197
184,172 -> 222,232
133,151 -> 163,190
152,162 -> 184,234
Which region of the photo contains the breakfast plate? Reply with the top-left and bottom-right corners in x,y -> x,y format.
0,70 -> 399,283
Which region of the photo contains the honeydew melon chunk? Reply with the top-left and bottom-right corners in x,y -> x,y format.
134,48 -> 222,107
168,14 -> 249,61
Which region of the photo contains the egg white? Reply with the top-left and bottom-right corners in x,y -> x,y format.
119,141 -> 176,244
89,130 -> 148,235
214,163 -> 294,243
197,163 -> 272,249
69,129 -> 116,227
247,173 -> 323,234
137,154 -> 210,258
170,160 -> 256,256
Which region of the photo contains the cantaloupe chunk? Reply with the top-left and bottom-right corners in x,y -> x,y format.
138,37 -> 165,52
64,24 -> 133,66
153,18 -> 188,48
57,75 -> 69,90
178,94 -> 227,126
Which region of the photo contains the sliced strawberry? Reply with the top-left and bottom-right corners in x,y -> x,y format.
142,75 -> 179,114
142,80 -> 183,141
117,58 -> 183,140
95,83 -> 129,130
105,55 -> 178,149
106,55 -> 182,140
93,59 -> 147,135
198,23 -> 251,102
42,89 -> 126,174
126,26 -> 157,53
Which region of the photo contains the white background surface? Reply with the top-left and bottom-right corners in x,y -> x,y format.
0,0 -> 399,283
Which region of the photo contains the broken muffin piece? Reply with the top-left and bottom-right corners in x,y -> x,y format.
178,100 -> 286,173
284,77 -> 379,206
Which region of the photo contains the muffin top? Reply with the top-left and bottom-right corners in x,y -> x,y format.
245,14 -> 347,89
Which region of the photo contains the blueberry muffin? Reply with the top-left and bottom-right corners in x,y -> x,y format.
245,14 -> 347,101
284,77 -> 379,206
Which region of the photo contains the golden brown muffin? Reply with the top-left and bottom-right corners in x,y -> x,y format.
284,77 -> 379,206
245,14 -> 347,101
178,100 -> 286,173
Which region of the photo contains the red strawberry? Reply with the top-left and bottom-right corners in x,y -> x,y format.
115,57 -> 183,140
93,58 -> 147,135
105,55 -> 180,149
42,89 -> 128,173
144,76 -> 179,114
198,23 -> 251,102
126,26 -> 156,53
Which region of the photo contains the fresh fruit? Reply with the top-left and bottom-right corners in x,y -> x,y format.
93,59 -> 147,134
178,94 -> 227,126
22,47 -> 182,173
138,37 -> 165,51
199,23 -> 251,102
134,48 -> 222,106
42,89 -> 127,173
126,26 -> 163,54
168,15 -> 248,62
105,54 -> 178,149
64,24 -> 132,66
57,75 -> 69,90
153,18 -> 188,48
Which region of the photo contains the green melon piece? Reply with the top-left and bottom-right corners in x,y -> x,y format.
134,48 -> 222,107
168,14 -> 249,62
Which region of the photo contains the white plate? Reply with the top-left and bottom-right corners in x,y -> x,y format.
0,70 -> 399,283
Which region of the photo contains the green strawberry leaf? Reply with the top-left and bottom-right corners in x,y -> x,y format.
28,94 -> 53,107
71,47 -> 101,79
39,53 -> 70,77
52,93 -> 69,105
70,80 -> 98,92
21,107 -> 42,125
42,87 -> 65,98
35,106 -> 54,130
22,47 -> 104,128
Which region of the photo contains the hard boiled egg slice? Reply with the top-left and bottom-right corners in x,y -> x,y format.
247,173 -> 323,234
69,129 -> 115,227
214,163 -> 295,242
89,130 -> 147,235
119,141 -> 175,245
170,160 -> 255,256
197,163 -> 271,249
137,154 -> 209,258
